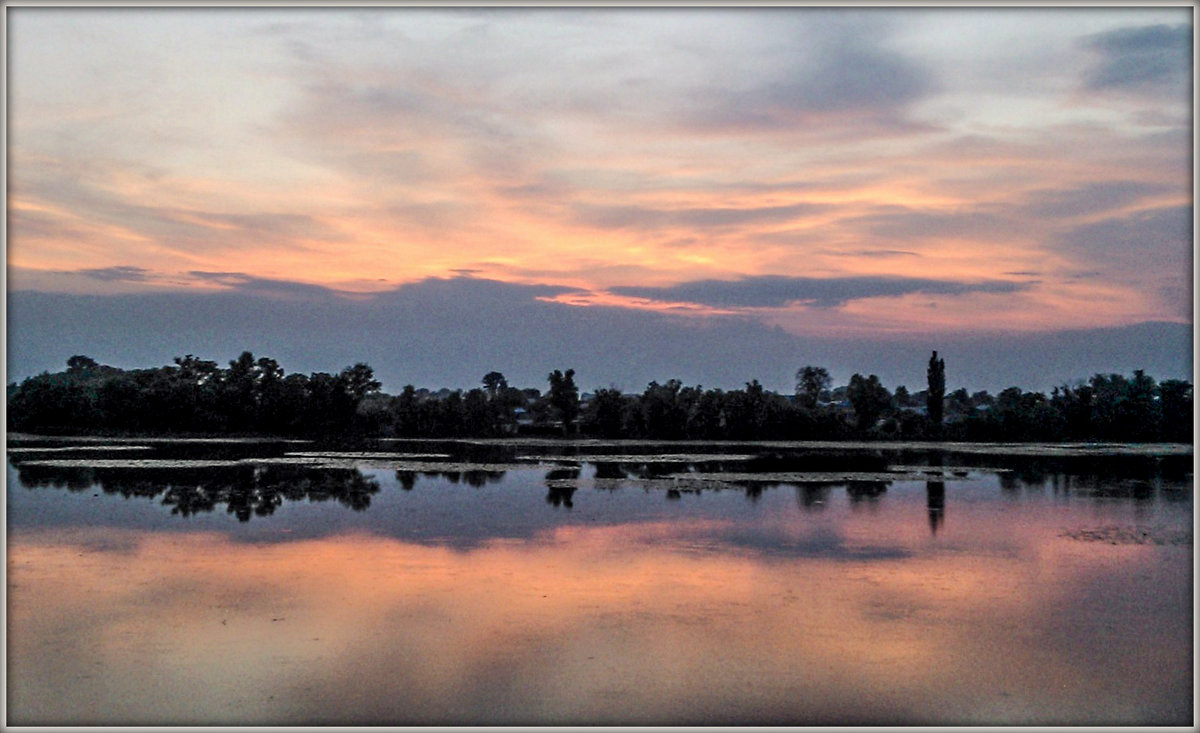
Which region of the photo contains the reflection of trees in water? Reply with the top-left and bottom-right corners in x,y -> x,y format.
593,462 -> 628,480
999,469 -> 1048,492
746,451 -> 891,473
15,465 -> 98,492
996,459 -> 1192,502
926,481 -> 945,535
415,469 -> 508,488
638,462 -> 677,478
15,464 -> 380,521
795,484 -> 832,511
846,481 -> 889,504
722,481 -> 783,502
394,469 -> 507,490
743,479 -> 890,508
545,468 -> 580,508
546,485 -> 575,508
545,468 -> 580,482
713,478 -> 894,505
965,454 -> 1191,488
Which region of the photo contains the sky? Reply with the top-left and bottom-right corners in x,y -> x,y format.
6,6 -> 1195,394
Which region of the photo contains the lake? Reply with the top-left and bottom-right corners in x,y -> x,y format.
5,436 -> 1193,725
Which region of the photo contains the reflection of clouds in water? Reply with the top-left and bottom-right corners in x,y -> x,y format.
76,533 -> 143,556
6,522 -> 1191,725
6,442 -> 1193,723
720,529 -> 911,561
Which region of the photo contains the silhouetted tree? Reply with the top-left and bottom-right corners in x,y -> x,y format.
642,380 -> 687,439
686,387 -> 726,439
927,350 -> 945,434
340,363 -> 381,401
303,372 -> 343,434
390,385 -> 420,437
211,351 -> 259,431
66,355 -> 99,376
435,390 -> 467,436
7,352 -> 1191,444
990,386 -> 1064,441
277,373 -> 310,433
1051,383 -> 1093,439
96,373 -> 143,430
463,387 -> 495,436
1088,372 -> 1159,441
547,368 -> 579,435
254,356 -> 286,432
795,365 -> 832,409
1158,379 -> 1193,442
945,387 -> 972,420
482,371 -> 508,398
582,386 -> 627,438
847,373 -> 891,432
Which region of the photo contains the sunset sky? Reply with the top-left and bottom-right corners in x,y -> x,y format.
6,6 -> 1194,393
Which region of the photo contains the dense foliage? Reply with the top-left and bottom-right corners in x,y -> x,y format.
8,353 -> 380,437
6,352 -> 1193,443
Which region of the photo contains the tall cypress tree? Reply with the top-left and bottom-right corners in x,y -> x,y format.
547,368 -> 579,434
927,350 -> 945,433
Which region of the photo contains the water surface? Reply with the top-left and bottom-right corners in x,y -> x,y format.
6,438 -> 1193,725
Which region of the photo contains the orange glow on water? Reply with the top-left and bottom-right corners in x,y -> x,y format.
8,512 -> 1190,725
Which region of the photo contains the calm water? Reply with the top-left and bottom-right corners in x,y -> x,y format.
6,437 -> 1194,725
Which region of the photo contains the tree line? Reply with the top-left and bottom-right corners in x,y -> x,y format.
6,351 -> 1193,443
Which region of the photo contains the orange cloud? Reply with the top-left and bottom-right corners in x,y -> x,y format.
7,8 -> 1191,339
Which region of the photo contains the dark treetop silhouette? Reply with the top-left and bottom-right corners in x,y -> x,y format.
6,350 -> 1193,443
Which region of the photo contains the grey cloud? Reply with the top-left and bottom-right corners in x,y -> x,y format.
839,205 -> 1018,242
284,81 -> 440,143
277,11 -> 940,145
574,202 -> 827,231
1081,24 -> 1192,93
9,206 -> 95,242
7,276 -> 1191,396
16,159 -> 343,253
79,266 -> 151,283
332,83 -> 428,118
1057,205 -> 1192,320
688,18 -> 937,133
186,271 -> 349,301
188,211 -> 347,244
1021,180 -> 1172,219
367,276 -> 584,316
764,43 -> 932,113
14,165 -> 202,245
280,74 -> 547,193
149,208 -> 337,251
1059,205 -> 1192,255
610,275 -> 1032,309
